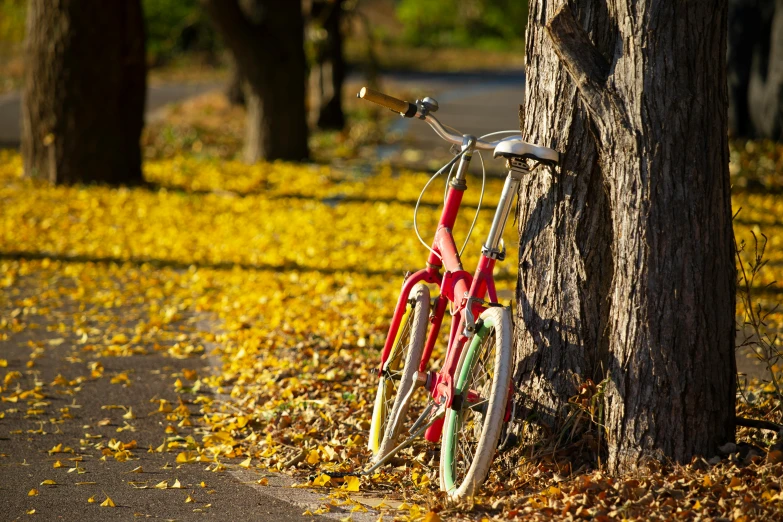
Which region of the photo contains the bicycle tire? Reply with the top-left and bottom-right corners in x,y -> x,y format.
368,284 -> 430,462
439,306 -> 512,499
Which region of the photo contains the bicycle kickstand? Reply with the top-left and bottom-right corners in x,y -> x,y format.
321,402 -> 445,479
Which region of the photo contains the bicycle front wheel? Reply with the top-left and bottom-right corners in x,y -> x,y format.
368,284 -> 430,462
439,306 -> 512,500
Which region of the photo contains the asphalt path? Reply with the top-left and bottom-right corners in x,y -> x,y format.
0,278 -> 327,521
378,69 -> 525,157
0,70 -> 526,152
0,82 -> 223,149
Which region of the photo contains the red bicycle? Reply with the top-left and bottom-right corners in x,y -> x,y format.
359,87 -> 559,499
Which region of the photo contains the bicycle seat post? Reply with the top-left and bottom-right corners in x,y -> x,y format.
482,160 -> 530,261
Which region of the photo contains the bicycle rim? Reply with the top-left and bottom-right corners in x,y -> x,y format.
440,308 -> 511,499
368,285 -> 430,458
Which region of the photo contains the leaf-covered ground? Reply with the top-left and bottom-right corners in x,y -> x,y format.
1,143 -> 782,520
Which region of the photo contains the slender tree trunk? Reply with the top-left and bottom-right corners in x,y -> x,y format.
225,61 -> 246,107
517,0 -> 736,473
747,0 -> 783,140
728,0 -> 783,140
21,0 -> 146,185
311,0 -> 346,130
203,0 -> 309,162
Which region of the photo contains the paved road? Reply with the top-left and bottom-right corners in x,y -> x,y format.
0,82 -> 222,149
0,277 -> 329,521
379,70 -> 525,155
0,70 -> 525,153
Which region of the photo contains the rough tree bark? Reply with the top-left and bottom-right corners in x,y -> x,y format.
21,0 -> 146,185
202,0 -> 309,162
515,1 -> 736,473
310,0 -> 346,130
512,0 -> 614,442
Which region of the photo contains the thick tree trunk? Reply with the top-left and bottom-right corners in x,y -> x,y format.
311,0 -> 346,130
203,0 -> 309,162
513,0 -> 614,439
21,0 -> 146,185
517,1 -> 736,473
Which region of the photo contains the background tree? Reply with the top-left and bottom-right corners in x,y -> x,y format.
514,0 -> 736,472
225,60 -> 246,107
202,0 -> 309,162
21,0 -> 146,185
310,0 -> 346,130
728,0 -> 783,140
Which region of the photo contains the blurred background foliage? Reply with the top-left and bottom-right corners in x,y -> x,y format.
142,0 -> 221,65
0,0 -> 25,45
0,0 -> 526,73
396,0 -> 527,50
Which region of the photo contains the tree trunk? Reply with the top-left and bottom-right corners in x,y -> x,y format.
225,61 -> 246,106
747,0 -> 783,140
517,1 -> 736,473
728,0 -> 783,140
203,0 -> 309,162
21,0 -> 146,185
311,0 -> 346,130
512,0 -> 614,441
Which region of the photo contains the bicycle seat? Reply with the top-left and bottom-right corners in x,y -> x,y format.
493,138 -> 560,165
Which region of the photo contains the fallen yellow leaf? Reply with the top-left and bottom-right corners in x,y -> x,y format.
176,451 -> 196,464
342,475 -> 360,492
306,449 -> 320,465
312,474 -> 331,487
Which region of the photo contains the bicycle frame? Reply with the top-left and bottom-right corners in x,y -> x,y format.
378,136 -> 527,443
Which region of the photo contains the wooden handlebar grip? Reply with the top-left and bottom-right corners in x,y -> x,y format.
358,87 -> 411,114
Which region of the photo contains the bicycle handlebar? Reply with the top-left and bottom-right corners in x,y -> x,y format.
358,87 -> 416,117
357,86 -> 560,163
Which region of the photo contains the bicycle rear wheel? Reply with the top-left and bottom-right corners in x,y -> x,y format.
368,284 -> 430,462
439,306 -> 512,499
